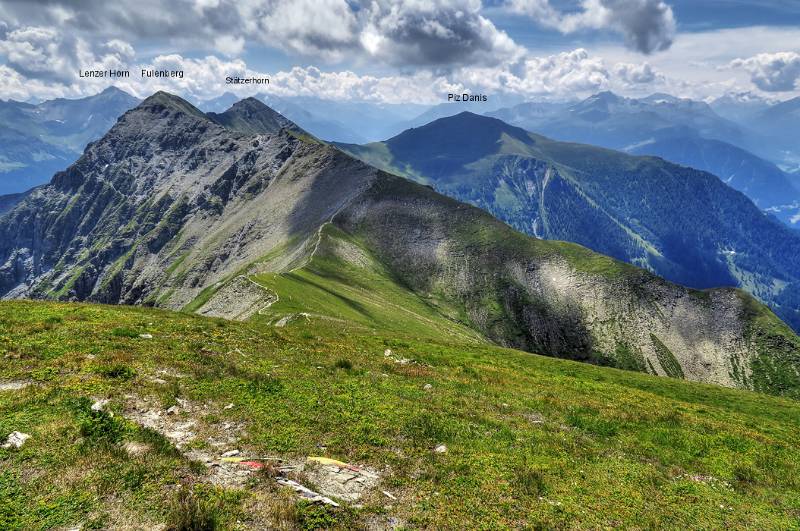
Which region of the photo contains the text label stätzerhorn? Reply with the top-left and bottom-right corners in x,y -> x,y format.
448,93 -> 488,102
226,76 -> 270,85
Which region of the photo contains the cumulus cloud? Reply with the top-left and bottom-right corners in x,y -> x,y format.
254,0 -> 360,60
0,25 -> 136,84
0,36 -> 668,104
729,52 -> 800,92
613,61 -> 662,84
360,0 -> 522,67
0,26 -> 77,82
504,48 -> 611,94
0,0 -> 520,68
213,35 -> 245,57
509,0 -> 676,54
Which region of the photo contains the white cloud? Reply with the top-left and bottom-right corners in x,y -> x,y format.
729,52 -> 800,92
509,0 -> 676,54
0,0 -> 522,68
500,48 -> 611,95
360,0 -> 523,66
613,61 -> 662,84
0,26 -> 136,87
0,64 -> 72,101
0,26 -> 76,82
0,39 -> 670,105
214,35 -> 245,57
254,0 -> 360,61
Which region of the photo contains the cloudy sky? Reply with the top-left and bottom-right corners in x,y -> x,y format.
1,0 -> 799,104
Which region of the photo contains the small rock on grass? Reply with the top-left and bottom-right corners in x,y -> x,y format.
433,444 -> 447,454
123,441 -> 151,456
0,380 -> 30,391
222,449 -> 240,457
2,431 -> 30,449
423,383 -> 433,391
139,333 -> 153,339
91,398 -> 110,411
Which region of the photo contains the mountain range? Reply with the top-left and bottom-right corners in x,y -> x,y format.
0,87 -> 140,195
337,111 -> 800,334
1,92 -> 798,397
487,91 -> 800,228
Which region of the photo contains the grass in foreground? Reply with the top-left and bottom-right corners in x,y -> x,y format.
0,300 -> 799,529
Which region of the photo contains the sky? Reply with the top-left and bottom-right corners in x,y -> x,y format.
0,0 -> 799,104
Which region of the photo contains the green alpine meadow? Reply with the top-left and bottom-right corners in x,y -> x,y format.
1,300 -> 800,529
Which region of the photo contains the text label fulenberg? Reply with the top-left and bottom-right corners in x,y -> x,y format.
141,69 -> 184,78
79,69 -> 130,78
226,76 -> 270,85
448,93 -> 488,102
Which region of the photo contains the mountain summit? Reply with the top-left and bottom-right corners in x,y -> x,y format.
207,97 -> 305,136
1,92 -> 798,397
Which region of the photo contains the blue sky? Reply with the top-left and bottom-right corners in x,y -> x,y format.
0,0 -> 799,103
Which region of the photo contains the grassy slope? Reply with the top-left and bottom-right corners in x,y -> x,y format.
1,300 -> 799,529
248,225 -> 481,344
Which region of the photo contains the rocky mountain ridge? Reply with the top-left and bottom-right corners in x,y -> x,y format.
0,92 -> 798,396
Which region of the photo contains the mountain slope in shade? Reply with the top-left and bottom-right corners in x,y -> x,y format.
0,93 -> 798,396
488,92 -> 800,226
624,131 -> 800,227
0,87 -> 140,194
337,111 -> 800,333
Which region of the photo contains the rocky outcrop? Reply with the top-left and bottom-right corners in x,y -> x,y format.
335,177 -> 789,389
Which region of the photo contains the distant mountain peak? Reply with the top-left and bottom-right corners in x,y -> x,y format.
100,86 -> 129,96
587,91 -> 623,104
229,96 -> 272,110
207,96 -> 305,136
401,110 -> 532,143
138,91 -> 209,121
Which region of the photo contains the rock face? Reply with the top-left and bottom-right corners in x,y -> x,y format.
0,92 -> 375,307
0,92 -> 798,397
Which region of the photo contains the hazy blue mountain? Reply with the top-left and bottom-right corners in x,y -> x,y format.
0,190 -> 28,216
338,111 -> 800,332
0,87 -> 140,194
197,92 -> 241,113
284,96 -> 430,142
489,91 -> 747,150
488,92 -> 800,227
746,97 -> 800,173
710,92 -> 773,124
